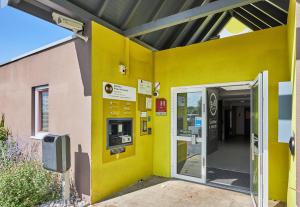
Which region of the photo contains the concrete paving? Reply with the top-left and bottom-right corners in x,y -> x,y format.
93,177 -> 285,207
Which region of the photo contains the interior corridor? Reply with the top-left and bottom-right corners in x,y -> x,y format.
206,87 -> 251,191
207,136 -> 250,190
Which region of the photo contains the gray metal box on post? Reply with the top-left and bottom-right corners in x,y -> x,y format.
42,134 -> 71,173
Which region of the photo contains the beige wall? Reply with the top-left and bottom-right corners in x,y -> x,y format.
0,38 -> 91,201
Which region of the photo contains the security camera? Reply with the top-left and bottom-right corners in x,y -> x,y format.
52,12 -> 83,32
153,91 -> 159,97
119,64 -> 127,75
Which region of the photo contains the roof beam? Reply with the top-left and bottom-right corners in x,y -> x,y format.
232,12 -> 259,30
9,0 -> 53,23
186,14 -> 214,45
139,0 -> 168,41
32,0 -> 157,51
121,0 -> 142,29
240,7 -> 271,27
265,0 -> 288,14
201,12 -> 228,42
97,0 -> 109,17
170,0 -> 210,48
233,10 -> 262,29
33,0 -> 121,33
249,3 -> 284,25
234,7 -> 268,29
124,0 -> 261,38
154,0 -> 195,49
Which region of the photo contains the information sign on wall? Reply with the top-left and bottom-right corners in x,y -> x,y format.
138,79 -> 152,95
207,88 -> 219,154
103,82 -> 136,102
156,98 -> 167,116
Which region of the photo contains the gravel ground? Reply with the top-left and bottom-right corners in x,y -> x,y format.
39,199 -> 88,207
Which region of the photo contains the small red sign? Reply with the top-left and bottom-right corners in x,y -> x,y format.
156,98 -> 167,115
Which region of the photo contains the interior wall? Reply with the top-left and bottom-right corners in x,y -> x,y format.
91,22 -> 154,203
235,106 -> 245,135
153,26 -> 289,201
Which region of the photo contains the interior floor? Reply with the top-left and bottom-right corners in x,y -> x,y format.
206,86 -> 251,191
207,136 -> 250,190
207,136 -> 250,173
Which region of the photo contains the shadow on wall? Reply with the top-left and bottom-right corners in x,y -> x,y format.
74,23 -> 91,97
75,144 -> 90,197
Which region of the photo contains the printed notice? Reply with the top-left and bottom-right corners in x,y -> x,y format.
103,82 -> 136,102
146,97 -> 152,110
138,79 -> 152,95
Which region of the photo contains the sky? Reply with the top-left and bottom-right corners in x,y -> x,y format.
0,6 -> 73,64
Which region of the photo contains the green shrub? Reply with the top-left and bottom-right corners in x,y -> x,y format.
0,114 -> 10,142
0,162 -> 61,207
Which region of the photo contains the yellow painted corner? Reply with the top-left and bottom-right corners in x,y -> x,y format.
91,21 -> 154,203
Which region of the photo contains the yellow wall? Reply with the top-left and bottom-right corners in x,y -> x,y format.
287,0 -> 297,206
153,26 -> 289,201
91,19 -> 291,203
91,22 -> 154,203
225,17 -> 251,33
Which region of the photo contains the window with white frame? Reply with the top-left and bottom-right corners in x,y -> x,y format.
34,85 -> 49,136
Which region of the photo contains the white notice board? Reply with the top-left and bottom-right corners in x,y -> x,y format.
103,82 -> 136,102
138,79 -> 152,95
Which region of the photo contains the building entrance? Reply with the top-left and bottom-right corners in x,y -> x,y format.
171,72 -> 268,207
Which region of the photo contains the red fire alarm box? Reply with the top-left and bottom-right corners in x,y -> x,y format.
156,98 -> 167,116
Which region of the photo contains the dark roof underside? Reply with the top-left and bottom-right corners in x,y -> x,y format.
9,0 -> 289,51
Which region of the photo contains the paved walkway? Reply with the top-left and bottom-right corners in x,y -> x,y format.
93,177 -> 252,207
92,177 -> 285,207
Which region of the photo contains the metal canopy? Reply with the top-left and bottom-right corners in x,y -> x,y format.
9,0 -> 289,51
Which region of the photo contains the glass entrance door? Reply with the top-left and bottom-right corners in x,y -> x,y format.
251,81 -> 260,206
172,87 -> 207,183
250,72 -> 268,207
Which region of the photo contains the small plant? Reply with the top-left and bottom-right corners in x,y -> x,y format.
0,136 -> 61,207
0,162 -> 61,207
0,140 -> 22,170
0,114 -> 10,142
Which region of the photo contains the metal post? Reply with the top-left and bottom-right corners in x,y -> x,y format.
62,170 -> 70,206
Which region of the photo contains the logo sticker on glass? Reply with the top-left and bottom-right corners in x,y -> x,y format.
195,117 -> 202,127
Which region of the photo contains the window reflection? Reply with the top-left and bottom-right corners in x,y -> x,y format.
177,92 -> 202,137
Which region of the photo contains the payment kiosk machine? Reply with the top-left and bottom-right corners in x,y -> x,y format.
103,82 -> 136,162
102,80 -> 152,162
107,118 -> 133,149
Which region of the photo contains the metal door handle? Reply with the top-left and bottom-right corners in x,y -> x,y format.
289,136 -> 295,156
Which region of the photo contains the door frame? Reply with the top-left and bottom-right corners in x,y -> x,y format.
171,86 -> 207,183
170,79 -> 268,204
262,72 -> 268,207
250,72 -> 268,207
171,81 -> 252,184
